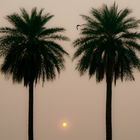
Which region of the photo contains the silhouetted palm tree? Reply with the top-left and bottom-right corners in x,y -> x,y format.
73,3 -> 140,140
0,8 -> 69,140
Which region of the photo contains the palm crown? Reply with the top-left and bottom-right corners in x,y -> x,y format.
0,8 -> 69,86
73,3 -> 140,84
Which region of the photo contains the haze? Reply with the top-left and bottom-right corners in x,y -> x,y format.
0,0 -> 140,140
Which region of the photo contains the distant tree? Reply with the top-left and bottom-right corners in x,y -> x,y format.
73,3 -> 140,140
0,8 -> 69,140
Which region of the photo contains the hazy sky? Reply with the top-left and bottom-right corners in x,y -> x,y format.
0,0 -> 140,140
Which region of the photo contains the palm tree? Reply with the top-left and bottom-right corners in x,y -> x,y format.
73,3 -> 140,140
0,8 -> 69,140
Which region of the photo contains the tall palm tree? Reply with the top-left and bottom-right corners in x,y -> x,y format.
73,3 -> 140,140
0,8 -> 69,140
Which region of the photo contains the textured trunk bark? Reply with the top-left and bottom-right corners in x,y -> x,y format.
28,81 -> 34,140
106,77 -> 112,140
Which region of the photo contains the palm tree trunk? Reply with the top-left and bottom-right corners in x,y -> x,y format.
28,81 -> 34,140
106,77 -> 112,140
106,56 -> 113,140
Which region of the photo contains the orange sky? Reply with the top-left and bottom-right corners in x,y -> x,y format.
0,0 -> 140,140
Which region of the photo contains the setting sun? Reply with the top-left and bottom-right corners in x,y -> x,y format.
62,122 -> 68,128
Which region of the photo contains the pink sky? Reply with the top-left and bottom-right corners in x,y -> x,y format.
0,0 -> 140,140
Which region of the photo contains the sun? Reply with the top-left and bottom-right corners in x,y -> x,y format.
58,119 -> 70,130
62,122 -> 68,128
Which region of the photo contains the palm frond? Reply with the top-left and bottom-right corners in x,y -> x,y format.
73,3 -> 140,84
0,8 -> 69,86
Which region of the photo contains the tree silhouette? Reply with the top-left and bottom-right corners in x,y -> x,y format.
73,3 -> 140,140
0,8 -> 69,140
